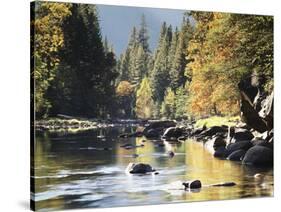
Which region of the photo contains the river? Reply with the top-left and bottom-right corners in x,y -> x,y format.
33,125 -> 273,211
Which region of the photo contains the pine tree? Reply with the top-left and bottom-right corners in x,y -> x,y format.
138,14 -> 150,53
170,17 -> 193,90
168,27 -> 179,71
118,26 -> 138,82
132,45 -> 146,84
49,3 -> 117,117
151,23 -> 173,104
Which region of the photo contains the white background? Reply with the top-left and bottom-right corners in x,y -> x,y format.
0,0 -> 280,211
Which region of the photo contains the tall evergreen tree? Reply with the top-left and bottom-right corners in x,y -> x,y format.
138,14 -> 150,53
49,4 -> 117,117
170,17 -> 193,90
151,23 -> 173,105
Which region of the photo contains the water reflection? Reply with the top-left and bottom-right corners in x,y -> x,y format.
34,127 -> 273,211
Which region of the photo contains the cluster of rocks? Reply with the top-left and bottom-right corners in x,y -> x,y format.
119,120 -> 188,141
191,124 -> 273,166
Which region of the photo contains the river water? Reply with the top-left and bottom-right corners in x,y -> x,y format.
33,126 -> 273,211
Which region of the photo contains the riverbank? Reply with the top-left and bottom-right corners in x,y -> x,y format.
34,117 -> 147,132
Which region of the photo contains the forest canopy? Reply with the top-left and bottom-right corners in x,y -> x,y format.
32,2 -> 273,120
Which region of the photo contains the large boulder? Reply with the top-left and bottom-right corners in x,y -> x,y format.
258,92 -> 273,130
213,146 -> 228,158
251,139 -> 273,150
162,127 -> 184,139
212,136 -> 226,150
199,126 -> 228,137
126,163 -> 155,174
191,125 -> 207,136
230,128 -> 254,143
242,146 -> 273,166
226,140 -> 253,154
227,149 -> 246,161
238,75 -> 273,133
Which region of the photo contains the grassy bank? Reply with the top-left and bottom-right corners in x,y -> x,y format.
195,116 -> 240,128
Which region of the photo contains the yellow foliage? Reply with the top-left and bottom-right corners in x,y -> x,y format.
116,81 -> 134,96
186,12 -> 240,117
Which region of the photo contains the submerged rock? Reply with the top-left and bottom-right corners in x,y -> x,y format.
167,151 -> 175,157
131,154 -> 139,158
120,143 -> 134,149
211,182 -> 236,187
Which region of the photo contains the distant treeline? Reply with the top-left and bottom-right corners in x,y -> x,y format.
32,2 -> 273,120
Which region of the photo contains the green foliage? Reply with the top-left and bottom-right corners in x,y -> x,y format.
117,16 -> 151,86
195,116 -> 240,128
151,23 -> 172,103
170,17 -> 193,90
136,77 -> 154,119
160,87 -> 176,119
174,86 -> 189,119
32,2 -> 71,117
33,2 -> 118,118
33,3 -> 273,121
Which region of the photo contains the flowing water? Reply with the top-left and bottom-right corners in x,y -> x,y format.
33,126 -> 273,211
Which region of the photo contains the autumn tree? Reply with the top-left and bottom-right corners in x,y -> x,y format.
135,77 -> 154,119
116,81 -> 135,117
32,2 -> 71,117
160,87 -> 176,119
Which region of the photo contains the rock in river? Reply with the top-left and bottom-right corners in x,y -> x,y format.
126,163 -> 155,174
167,151 -> 175,157
183,180 -> 202,190
226,140 -> 253,155
242,145 -> 273,166
211,182 -> 236,187
213,146 -> 228,158
162,127 -> 184,139
230,128 -> 254,143
227,149 -> 246,161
